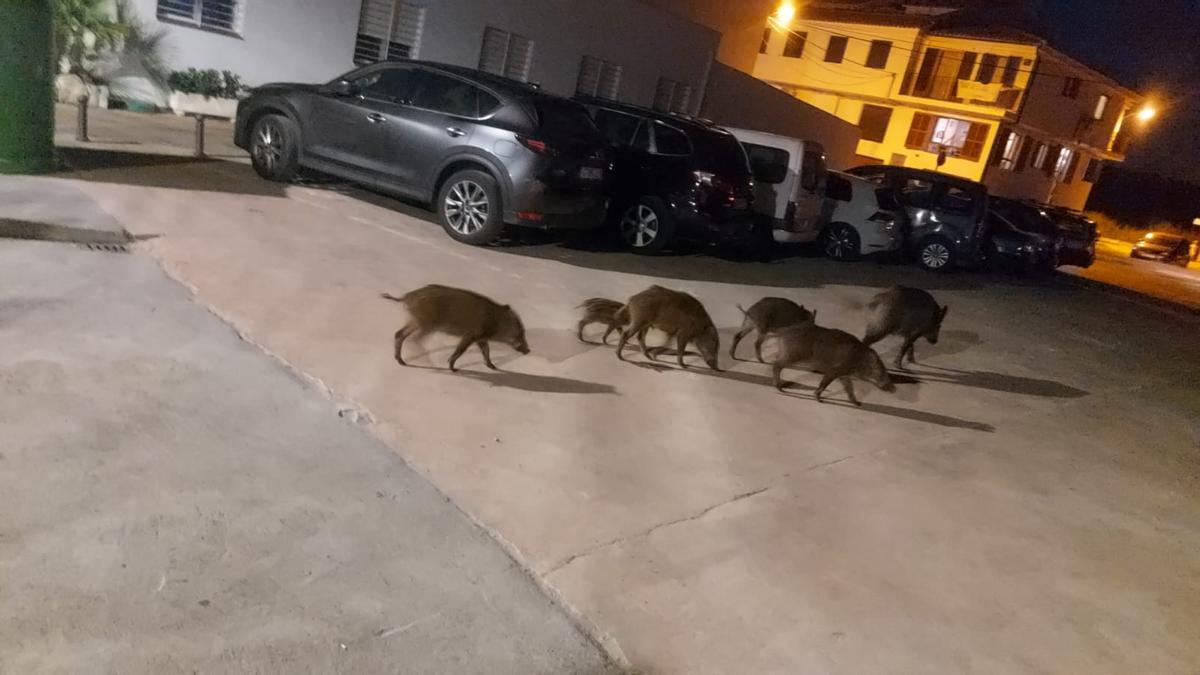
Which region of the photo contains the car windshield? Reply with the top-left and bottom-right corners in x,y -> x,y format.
533,99 -> 600,141
1143,233 -> 1183,246
692,130 -> 751,178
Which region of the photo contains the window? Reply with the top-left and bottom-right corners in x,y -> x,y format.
866,40 -> 892,69
1001,56 -> 1021,86
653,77 -> 692,114
1083,157 -> 1103,182
912,48 -> 941,94
995,130 -> 1023,170
352,67 -> 417,104
937,184 -> 977,216
899,177 -> 935,209
353,0 -> 425,64
826,173 -> 853,202
906,112 -> 989,161
576,56 -> 622,100
976,53 -> 999,83
801,149 -> 825,191
479,26 -> 533,82
1094,94 -> 1109,120
594,109 -> 641,146
632,120 -> 651,151
784,30 -> 807,58
743,142 -> 790,184
859,104 -> 892,142
410,72 -> 485,117
956,52 -> 978,81
1062,77 -> 1081,98
760,27 -> 771,54
1055,148 -> 1077,182
653,123 -> 692,156
534,100 -> 597,140
157,0 -> 242,33
824,36 -> 848,63
1031,142 -> 1049,169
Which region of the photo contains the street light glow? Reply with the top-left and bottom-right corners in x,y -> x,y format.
1137,104 -> 1157,122
775,1 -> 797,26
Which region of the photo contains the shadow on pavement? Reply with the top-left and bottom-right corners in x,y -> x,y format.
456,369 -> 617,395
56,148 -> 288,197
912,364 -> 1089,398
778,391 -> 997,432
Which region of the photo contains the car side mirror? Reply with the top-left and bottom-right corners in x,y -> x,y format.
322,79 -> 356,97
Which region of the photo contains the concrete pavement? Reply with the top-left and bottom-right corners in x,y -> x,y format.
0,237 -> 617,674
50,154 -> 1200,674
1065,237 -> 1200,311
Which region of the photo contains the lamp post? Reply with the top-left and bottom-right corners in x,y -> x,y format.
0,0 -> 57,174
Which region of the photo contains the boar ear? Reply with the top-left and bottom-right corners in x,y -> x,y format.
940,305 -> 950,321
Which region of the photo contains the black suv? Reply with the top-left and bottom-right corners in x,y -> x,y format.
1026,202 -> 1097,267
235,60 -> 610,245
577,99 -> 755,254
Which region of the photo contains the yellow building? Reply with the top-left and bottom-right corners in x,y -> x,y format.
753,4 -> 1143,210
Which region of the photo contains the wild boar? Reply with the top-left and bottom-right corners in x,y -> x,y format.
576,297 -> 627,344
615,285 -> 720,370
729,297 -> 815,362
862,286 -> 949,369
382,284 -> 529,371
770,322 -> 895,405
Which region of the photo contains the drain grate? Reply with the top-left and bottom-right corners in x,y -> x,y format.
78,242 -> 130,254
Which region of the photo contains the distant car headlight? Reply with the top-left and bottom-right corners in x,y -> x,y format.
1021,243 -> 1035,254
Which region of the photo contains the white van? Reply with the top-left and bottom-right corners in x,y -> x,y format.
725,128 -> 828,244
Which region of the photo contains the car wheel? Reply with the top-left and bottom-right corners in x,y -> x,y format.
917,237 -> 955,272
249,114 -> 300,182
438,169 -> 503,245
619,197 -> 675,255
821,223 -> 860,261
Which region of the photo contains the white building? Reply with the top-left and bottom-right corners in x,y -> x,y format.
125,0 -> 720,114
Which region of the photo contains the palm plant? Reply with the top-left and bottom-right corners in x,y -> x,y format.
114,0 -> 169,87
53,0 -> 127,98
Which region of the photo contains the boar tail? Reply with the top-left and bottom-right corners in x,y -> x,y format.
736,303 -> 748,316
614,304 -> 630,326
380,292 -> 407,304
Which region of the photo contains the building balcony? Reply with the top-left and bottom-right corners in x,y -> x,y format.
905,76 -> 1023,112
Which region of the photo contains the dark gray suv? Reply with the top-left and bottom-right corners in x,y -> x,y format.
234,61 -> 610,245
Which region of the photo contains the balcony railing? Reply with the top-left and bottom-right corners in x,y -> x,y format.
908,76 -> 1022,111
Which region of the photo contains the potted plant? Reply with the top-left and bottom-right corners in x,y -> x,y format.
167,68 -> 245,119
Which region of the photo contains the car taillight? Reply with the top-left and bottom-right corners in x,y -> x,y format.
868,210 -> 896,231
694,170 -> 743,203
516,135 -> 557,157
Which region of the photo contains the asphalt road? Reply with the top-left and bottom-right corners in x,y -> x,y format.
1067,238 -> 1200,312
48,153 -> 1199,675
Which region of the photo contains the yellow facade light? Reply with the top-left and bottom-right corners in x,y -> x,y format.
1137,104 -> 1157,122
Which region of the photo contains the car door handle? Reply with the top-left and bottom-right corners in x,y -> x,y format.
366,113 -> 386,124
446,127 -> 466,138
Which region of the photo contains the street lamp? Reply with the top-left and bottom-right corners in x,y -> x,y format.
774,1 -> 797,27
1136,104 -> 1157,122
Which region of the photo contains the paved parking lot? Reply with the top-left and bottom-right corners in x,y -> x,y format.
46,147 -> 1200,674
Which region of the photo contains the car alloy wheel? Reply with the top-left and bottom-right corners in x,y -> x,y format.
824,225 -> 856,259
253,120 -> 283,174
443,180 -> 490,236
621,204 -> 660,248
921,242 -> 951,269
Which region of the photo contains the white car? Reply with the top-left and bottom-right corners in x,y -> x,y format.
725,127 -> 828,244
820,170 -> 902,260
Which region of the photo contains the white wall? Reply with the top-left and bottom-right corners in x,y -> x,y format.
127,0 -> 719,112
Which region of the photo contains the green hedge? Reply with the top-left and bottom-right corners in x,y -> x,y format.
167,68 -> 244,99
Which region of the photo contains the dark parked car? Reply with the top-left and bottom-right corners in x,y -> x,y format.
1028,203 -> 1096,268
234,60 -> 610,245
1130,232 -> 1192,266
989,197 -> 1062,269
577,98 -> 756,254
845,165 -> 988,271
981,208 -> 1058,274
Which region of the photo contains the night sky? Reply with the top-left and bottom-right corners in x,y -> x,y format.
1026,0 -> 1200,182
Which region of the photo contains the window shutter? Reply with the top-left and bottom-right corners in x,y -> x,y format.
1014,136 -> 1033,172
671,84 -> 693,114
956,52 -> 977,81
576,56 -> 601,97
598,62 -> 622,100
989,129 -> 1010,166
905,113 -> 933,149
479,27 -> 510,75
961,122 -> 989,161
355,0 -> 424,64
1064,151 -> 1081,183
1001,55 -> 1020,86
1043,145 -> 1059,176
653,78 -> 676,112
504,34 -> 533,81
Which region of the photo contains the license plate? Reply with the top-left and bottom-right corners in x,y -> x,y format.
579,167 -> 603,181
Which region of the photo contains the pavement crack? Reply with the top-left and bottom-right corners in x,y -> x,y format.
542,486 -> 771,578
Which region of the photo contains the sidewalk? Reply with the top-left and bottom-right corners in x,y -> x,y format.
0,235 -> 616,674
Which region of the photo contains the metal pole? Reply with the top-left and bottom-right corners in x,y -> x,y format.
193,115 -> 206,158
75,95 -> 89,142
0,0 -> 57,173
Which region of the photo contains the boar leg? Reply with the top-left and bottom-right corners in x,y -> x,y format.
814,373 -> 838,403
753,333 -> 769,363
447,336 -> 475,372
841,377 -> 861,406
894,337 -> 916,370
616,322 -> 645,361
576,319 -> 590,343
729,325 -> 752,359
905,340 -> 919,364
477,340 -> 497,370
394,323 -> 418,366
676,333 -> 690,369
639,327 -> 656,360
602,322 -> 619,345
773,364 -> 787,391
862,328 -> 886,346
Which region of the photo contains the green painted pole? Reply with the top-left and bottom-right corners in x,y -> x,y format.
0,0 -> 57,174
